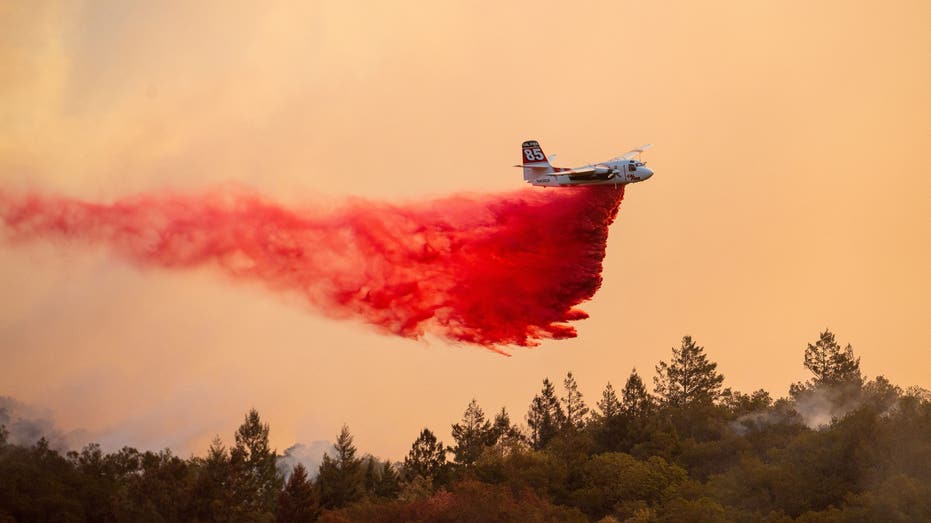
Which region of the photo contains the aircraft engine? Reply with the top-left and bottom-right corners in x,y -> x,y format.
593,166 -> 614,179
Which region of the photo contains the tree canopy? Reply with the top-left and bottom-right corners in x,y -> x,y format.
2,331 -> 929,522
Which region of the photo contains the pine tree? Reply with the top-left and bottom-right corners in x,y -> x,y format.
596,382 -> 622,420
451,399 -> 493,466
526,378 -> 566,449
654,336 -> 725,407
191,436 -> 234,521
363,456 -> 379,495
622,368 -> 653,418
804,330 -> 862,386
229,409 -> 282,518
562,371 -> 590,430
402,428 -> 447,482
276,463 -> 318,523
374,460 -> 401,498
489,407 -> 523,448
317,425 -> 364,509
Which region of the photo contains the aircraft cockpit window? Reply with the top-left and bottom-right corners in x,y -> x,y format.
628,164 -> 637,172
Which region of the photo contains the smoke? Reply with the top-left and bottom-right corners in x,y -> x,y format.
276,440 -> 334,479
0,186 -> 623,352
0,396 -> 90,451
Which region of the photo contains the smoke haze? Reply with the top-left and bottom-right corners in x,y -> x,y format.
1,186 -> 623,352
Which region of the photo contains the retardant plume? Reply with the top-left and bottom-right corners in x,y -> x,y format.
0,186 -> 624,353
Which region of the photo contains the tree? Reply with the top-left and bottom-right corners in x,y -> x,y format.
591,382 -> 629,454
803,330 -> 862,387
654,336 -> 725,408
276,463 -> 318,523
489,407 -> 523,449
317,425 -> 364,509
228,409 -> 283,518
596,382 -> 622,420
451,399 -> 493,466
527,378 -> 566,449
562,372 -> 590,430
622,369 -> 654,418
374,460 -> 401,499
189,436 -> 234,521
403,428 -> 448,484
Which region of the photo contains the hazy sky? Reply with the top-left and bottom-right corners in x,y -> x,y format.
1,1 -> 929,459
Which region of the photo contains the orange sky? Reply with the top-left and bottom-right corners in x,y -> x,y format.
1,1 -> 929,459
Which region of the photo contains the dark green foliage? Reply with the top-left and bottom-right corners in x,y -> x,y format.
488,407 -> 523,448
1,330 -> 928,521
277,463 -> 318,523
562,371 -> 590,430
229,408 -> 284,519
402,428 -> 448,485
570,452 -> 687,519
317,425 -> 364,509
621,368 -> 653,419
526,377 -> 565,449
596,382 -> 622,420
450,398 -> 492,466
654,336 -> 725,408
803,329 -> 862,387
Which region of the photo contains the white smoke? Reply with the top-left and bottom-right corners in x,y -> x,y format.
276,440 -> 334,479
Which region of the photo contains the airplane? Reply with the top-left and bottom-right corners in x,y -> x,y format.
516,140 -> 653,187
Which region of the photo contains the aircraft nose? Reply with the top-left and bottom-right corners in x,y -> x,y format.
639,167 -> 653,180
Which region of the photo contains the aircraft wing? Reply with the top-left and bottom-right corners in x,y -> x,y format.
554,167 -> 597,176
615,144 -> 652,160
513,164 -> 554,169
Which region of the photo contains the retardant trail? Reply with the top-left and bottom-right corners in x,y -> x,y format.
0,186 -> 624,353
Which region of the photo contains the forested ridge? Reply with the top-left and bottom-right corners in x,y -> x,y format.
2,330 -> 930,522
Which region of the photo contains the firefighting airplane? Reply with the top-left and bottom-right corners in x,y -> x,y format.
516,140 -> 653,187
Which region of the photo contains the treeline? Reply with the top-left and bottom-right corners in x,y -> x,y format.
1,330 -> 930,522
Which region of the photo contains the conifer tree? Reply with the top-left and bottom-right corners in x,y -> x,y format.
228,409 -> 282,518
622,368 -> 654,418
562,371 -> 590,430
276,463 -> 318,523
190,436 -> 234,521
317,425 -> 364,509
526,378 -> 566,449
451,399 -> 493,466
804,330 -> 862,386
403,428 -> 447,482
489,407 -> 523,448
654,336 -> 725,407
596,382 -> 622,420
374,461 -> 401,498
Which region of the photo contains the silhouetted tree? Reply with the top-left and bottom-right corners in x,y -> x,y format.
591,382 -> 628,453
190,436 -> 234,521
562,372 -> 590,430
373,460 -> 401,499
229,409 -> 282,518
489,407 -> 523,448
403,428 -> 448,484
276,463 -> 318,523
654,336 -> 725,407
317,425 -> 363,509
622,368 -> 654,418
527,378 -> 565,449
595,382 -> 622,420
451,399 -> 492,466
803,330 -> 862,387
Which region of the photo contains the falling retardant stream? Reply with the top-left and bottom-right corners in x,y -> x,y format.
0,186 -> 624,354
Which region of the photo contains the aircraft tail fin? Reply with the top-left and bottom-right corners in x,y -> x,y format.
517,140 -> 554,180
